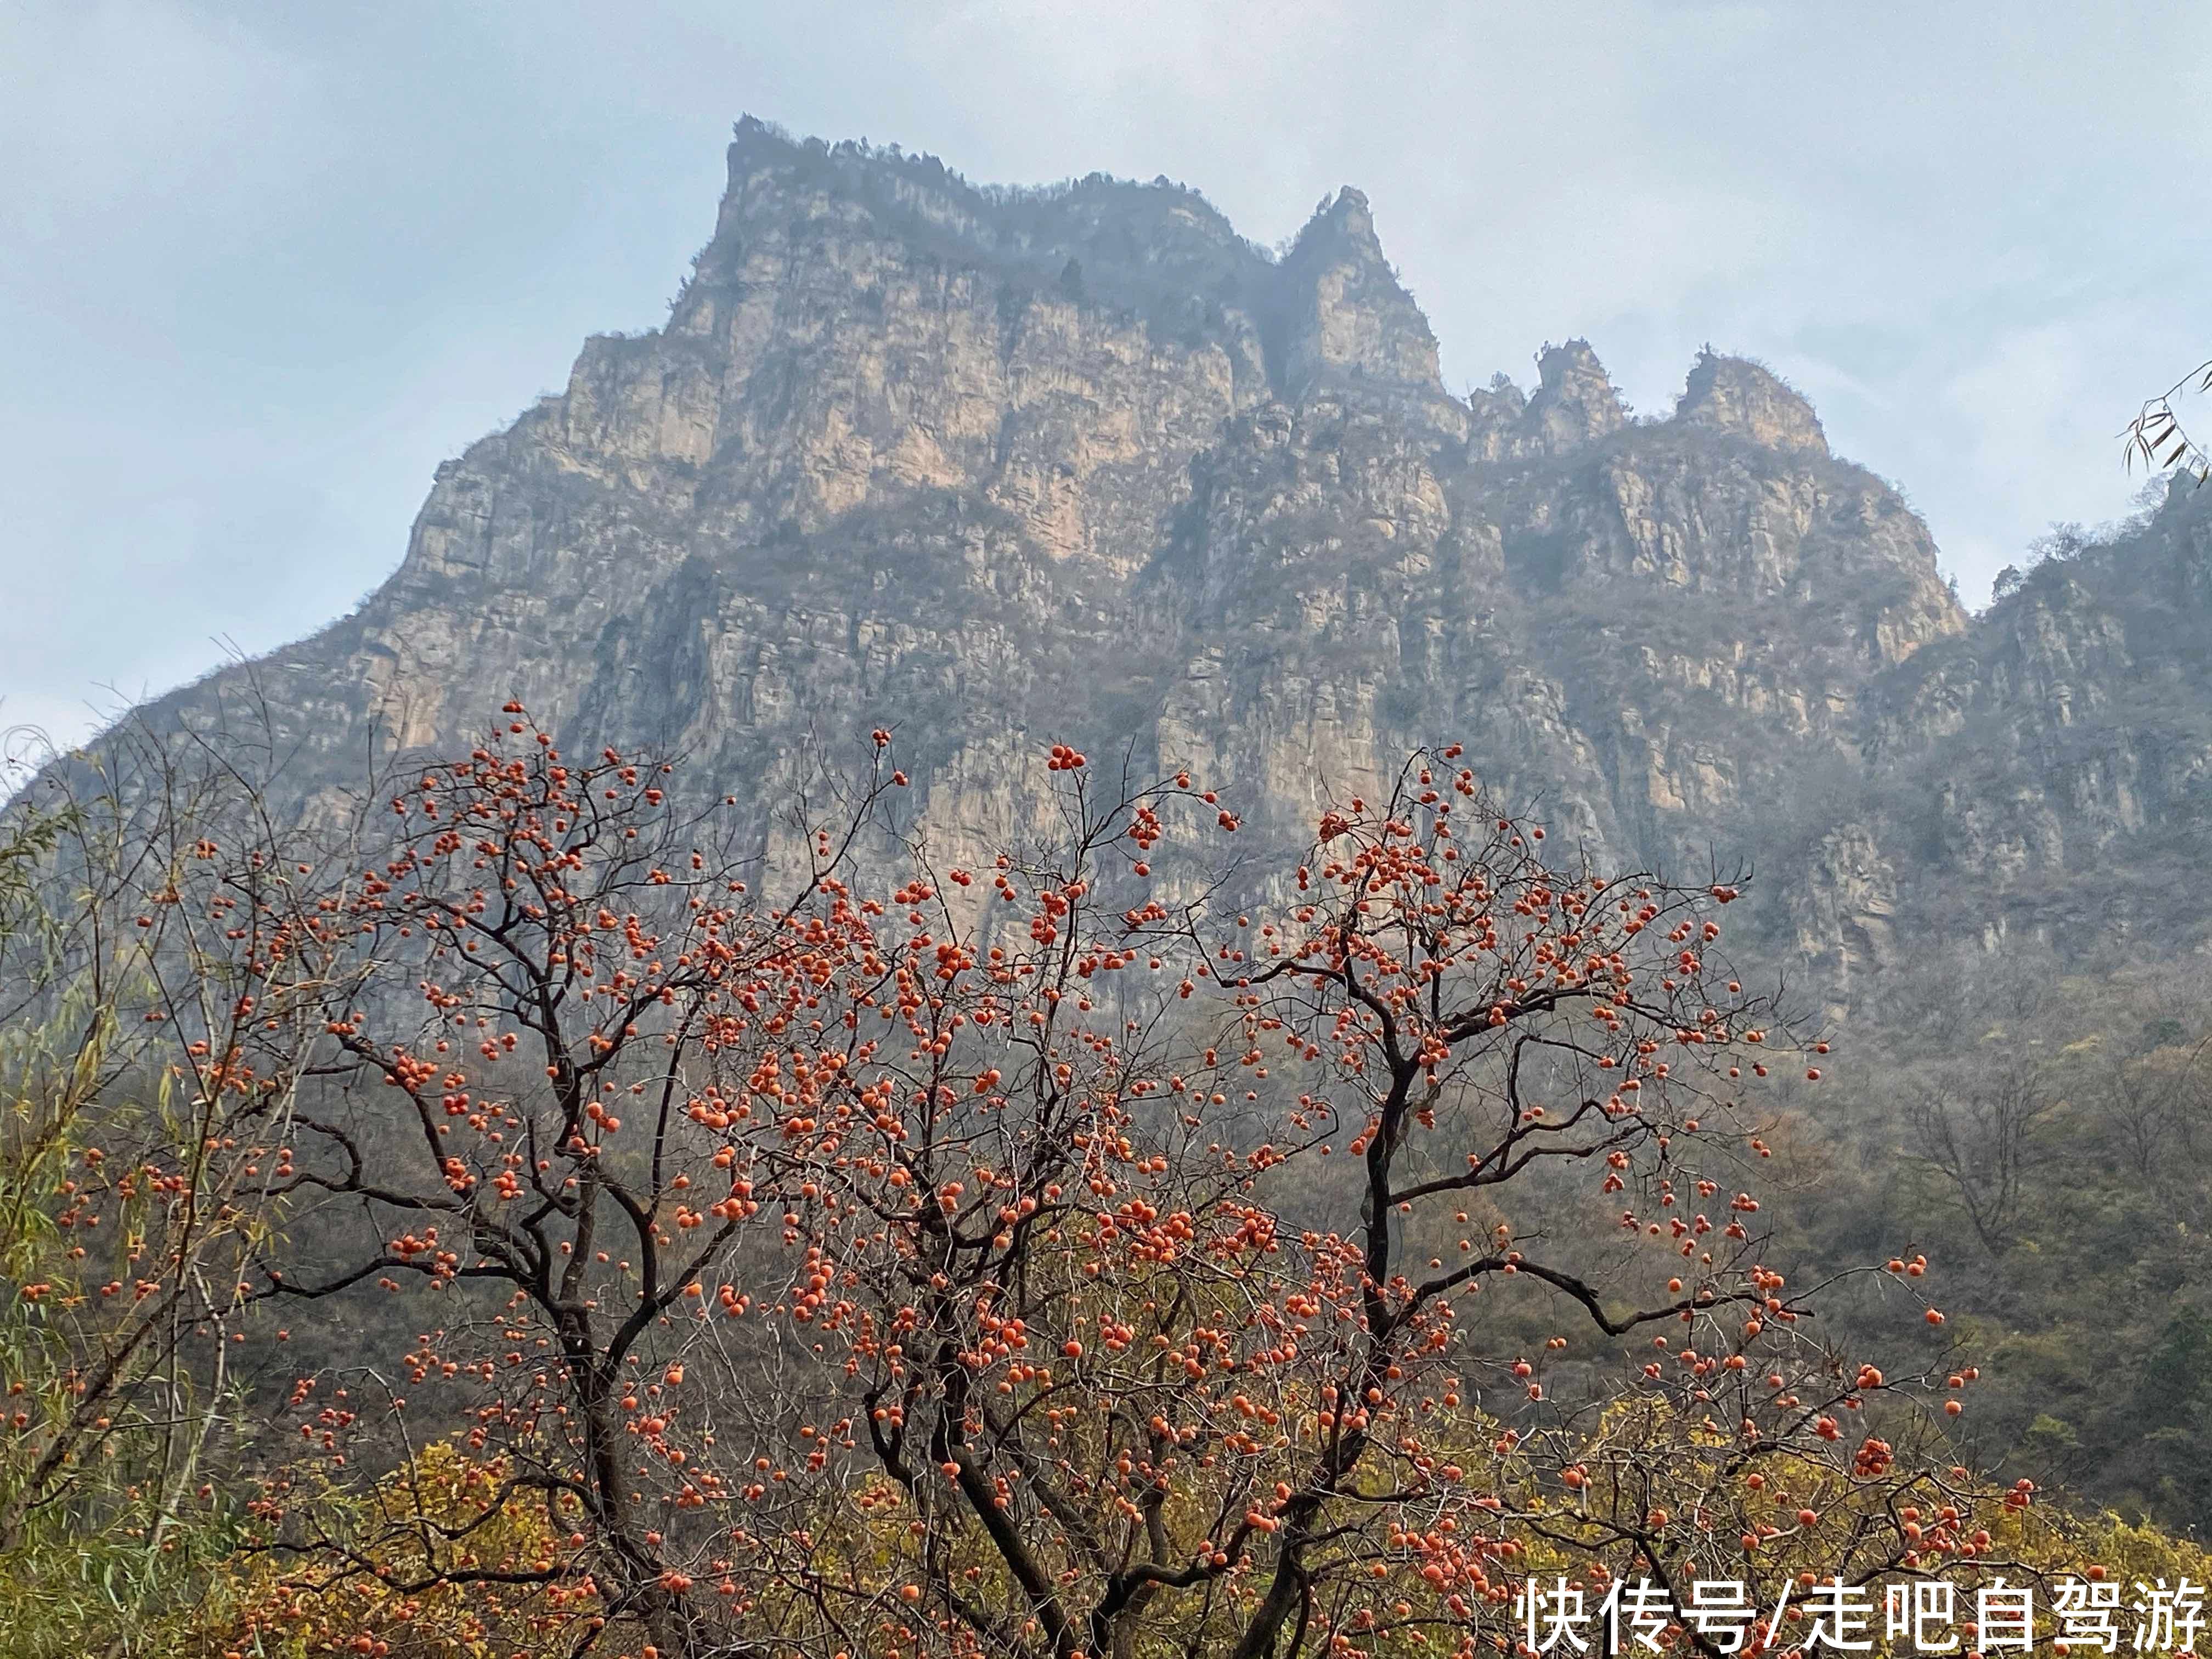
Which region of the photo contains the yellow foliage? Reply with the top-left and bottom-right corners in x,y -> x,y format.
202,1442 -> 603,1659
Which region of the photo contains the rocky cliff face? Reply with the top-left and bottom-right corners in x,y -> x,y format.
100,119 -> 2212,998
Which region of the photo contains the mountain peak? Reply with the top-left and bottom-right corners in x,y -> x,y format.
1675,351 -> 1828,456
1307,185 -> 1377,244
1272,185 -> 1446,405
709,117 -> 1263,303
1525,338 -> 1626,452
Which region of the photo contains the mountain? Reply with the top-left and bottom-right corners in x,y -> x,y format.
31,115 -> 2212,1533
81,116 -> 2212,999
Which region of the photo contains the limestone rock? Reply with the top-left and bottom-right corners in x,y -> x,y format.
41,119 -> 2212,1008
1677,352 -> 1829,456
1525,340 -> 1627,453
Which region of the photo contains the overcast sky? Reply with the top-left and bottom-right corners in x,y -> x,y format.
6,2 -> 2209,763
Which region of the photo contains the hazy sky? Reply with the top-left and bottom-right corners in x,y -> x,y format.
7,2 -> 2209,762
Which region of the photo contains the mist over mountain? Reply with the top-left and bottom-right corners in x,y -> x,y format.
88,116 -> 2209,1013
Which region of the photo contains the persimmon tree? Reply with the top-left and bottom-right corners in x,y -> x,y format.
695,748 -> 2021,1659
48,708 -> 2063,1659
